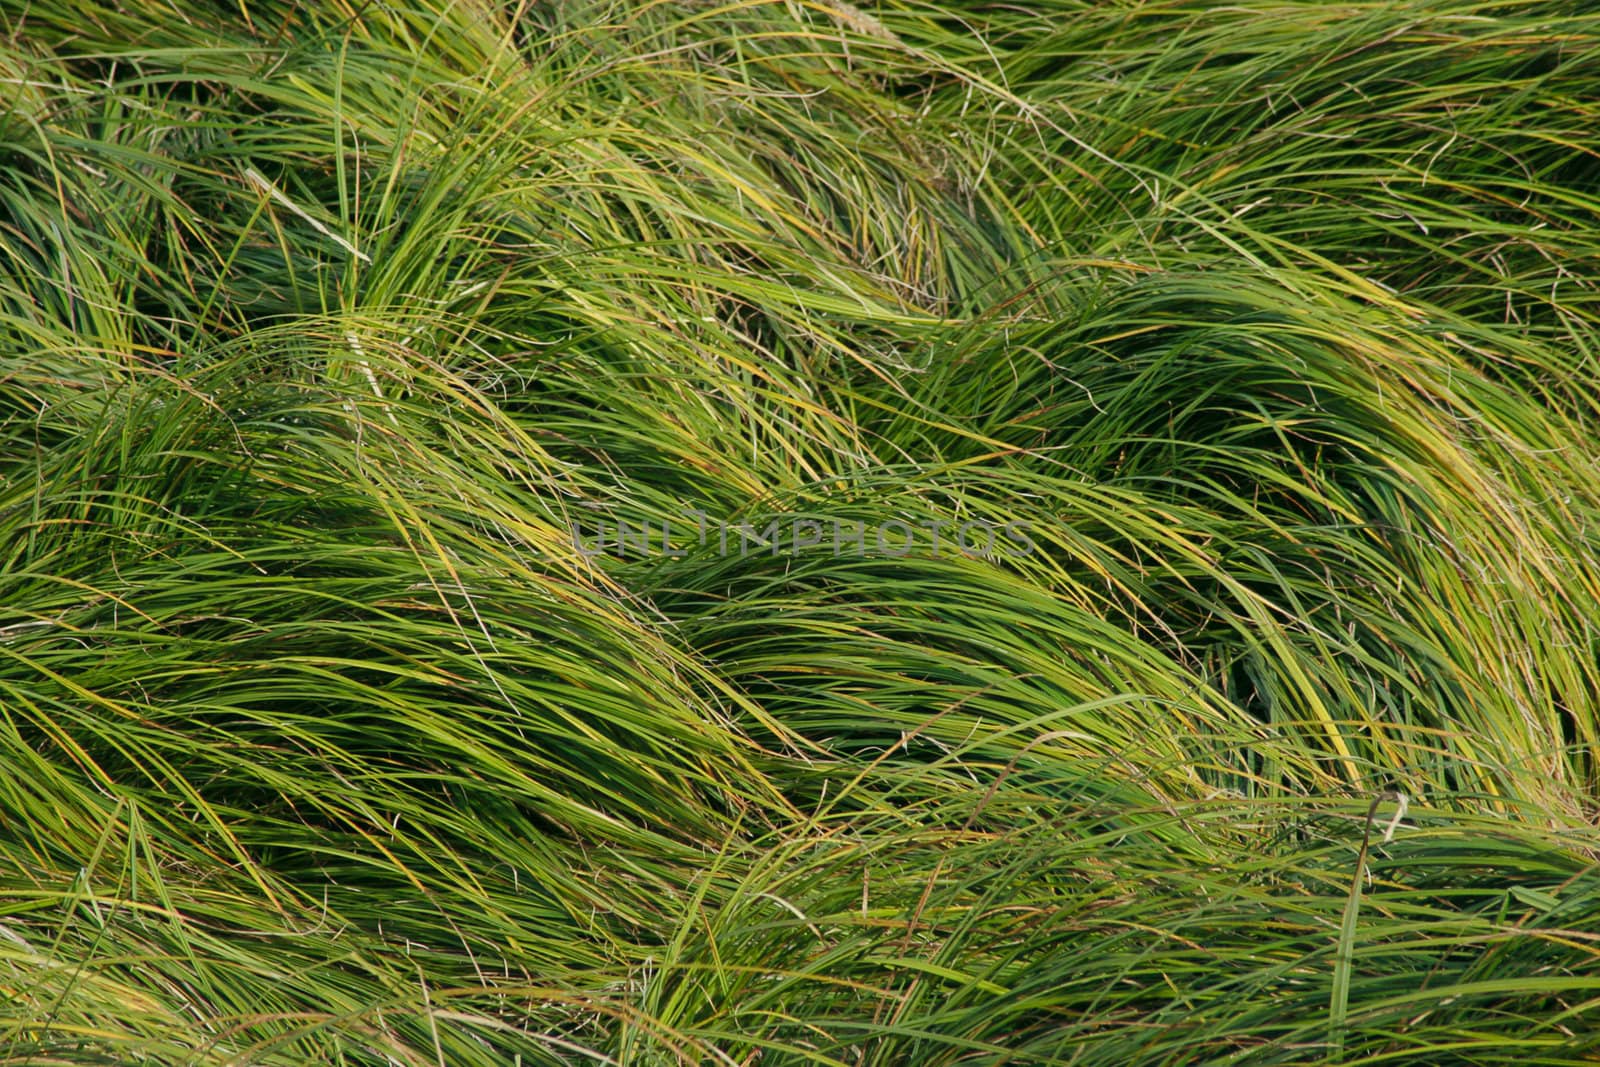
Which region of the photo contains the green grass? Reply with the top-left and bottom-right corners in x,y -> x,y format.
3,0 -> 1600,1062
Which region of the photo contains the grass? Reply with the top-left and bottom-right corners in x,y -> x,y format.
2,0 -> 1600,1062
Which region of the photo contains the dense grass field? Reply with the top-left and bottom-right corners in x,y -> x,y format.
4,0 -> 1600,1062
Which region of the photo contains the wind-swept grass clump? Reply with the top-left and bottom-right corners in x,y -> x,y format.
3,0 -> 1600,1062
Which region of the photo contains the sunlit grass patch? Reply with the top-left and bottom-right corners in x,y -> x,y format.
3,0 -> 1600,1062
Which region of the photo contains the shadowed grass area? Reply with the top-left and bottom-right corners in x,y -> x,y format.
3,0 -> 1600,1062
